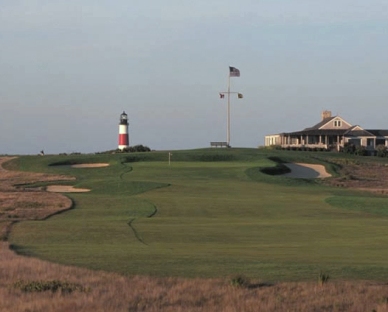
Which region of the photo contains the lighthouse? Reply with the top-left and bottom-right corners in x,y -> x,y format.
118,111 -> 129,150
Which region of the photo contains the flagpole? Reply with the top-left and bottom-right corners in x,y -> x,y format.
227,74 -> 231,146
219,66 -> 241,148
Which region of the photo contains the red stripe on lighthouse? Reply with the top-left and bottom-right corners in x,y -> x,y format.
119,134 -> 129,145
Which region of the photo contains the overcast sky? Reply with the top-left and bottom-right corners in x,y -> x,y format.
1,0 -> 387,154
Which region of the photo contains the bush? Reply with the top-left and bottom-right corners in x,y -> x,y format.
355,145 -> 367,156
230,275 -> 250,288
122,145 -> 151,153
318,272 -> 330,286
376,144 -> 388,157
343,142 -> 356,154
13,280 -> 89,293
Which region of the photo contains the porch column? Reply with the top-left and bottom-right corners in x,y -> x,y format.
337,135 -> 340,151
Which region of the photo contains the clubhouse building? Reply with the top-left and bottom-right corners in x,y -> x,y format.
264,111 -> 388,153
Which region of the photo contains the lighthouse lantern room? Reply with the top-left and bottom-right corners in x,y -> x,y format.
118,111 -> 129,150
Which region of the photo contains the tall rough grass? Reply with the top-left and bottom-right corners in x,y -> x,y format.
2,242 -> 388,311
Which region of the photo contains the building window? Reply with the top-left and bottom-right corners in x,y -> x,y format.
334,120 -> 341,127
367,138 -> 374,147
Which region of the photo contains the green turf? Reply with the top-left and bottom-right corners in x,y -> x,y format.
6,148 -> 388,281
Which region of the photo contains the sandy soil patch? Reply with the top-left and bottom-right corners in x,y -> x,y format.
283,163 -> 331,179
46,185 -> 90,193
71,163 -> 109,168
0,157 -> 74,240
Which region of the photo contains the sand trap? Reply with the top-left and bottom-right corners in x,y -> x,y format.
71,163 -> 109,168
283,163 -> 331,179
46,185 -> 91,193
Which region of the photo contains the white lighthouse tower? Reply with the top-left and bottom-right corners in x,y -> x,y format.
118,111 -> 129,150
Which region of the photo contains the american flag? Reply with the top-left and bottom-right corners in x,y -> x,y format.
229,66 -> 240,77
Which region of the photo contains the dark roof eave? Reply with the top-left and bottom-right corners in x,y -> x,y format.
283,129 -> 348,136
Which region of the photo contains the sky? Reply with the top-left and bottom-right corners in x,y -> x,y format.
1,0 -> 388,154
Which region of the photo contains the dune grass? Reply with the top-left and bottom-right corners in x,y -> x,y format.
7,148 -> 388,281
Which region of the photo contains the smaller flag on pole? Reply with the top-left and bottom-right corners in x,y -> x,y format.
238,93 -> 243,99
219,93 -> 225,99
229,66 -> 240,77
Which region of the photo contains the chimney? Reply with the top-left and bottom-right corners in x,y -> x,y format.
321,110 -> 332,120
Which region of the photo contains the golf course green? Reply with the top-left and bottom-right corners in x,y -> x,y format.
6,148 -> 388,281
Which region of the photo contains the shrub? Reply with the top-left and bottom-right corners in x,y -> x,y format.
376,144 -> 388,157
13,280 -> 89,294
318,272 -> 330,286
122,145 -> 151,153
355,146 -> 367,156
343,142 -> 356,154
230,275 -> 250,288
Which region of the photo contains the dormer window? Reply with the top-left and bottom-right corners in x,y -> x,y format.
334,120 -> 341,127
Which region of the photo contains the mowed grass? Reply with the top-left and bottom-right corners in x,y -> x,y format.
7,149 -> 388,281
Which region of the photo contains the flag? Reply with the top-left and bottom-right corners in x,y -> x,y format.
238,93 -> 243,99
219,93 -> 225,99
229,66 -> 240,77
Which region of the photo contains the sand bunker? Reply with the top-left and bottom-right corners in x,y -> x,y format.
283,163 -> 331,179
46,185 -> 90,193
71,163 -> 109,168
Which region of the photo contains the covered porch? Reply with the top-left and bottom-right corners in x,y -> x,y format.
278,130 -> 347,150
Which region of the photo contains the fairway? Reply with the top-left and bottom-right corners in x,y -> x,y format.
7,149 -> 388,281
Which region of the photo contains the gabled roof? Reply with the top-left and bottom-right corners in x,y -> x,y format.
344,127 -> 388,137
303,115 -> 352,130
348,125 -> 364,131
304,117 -> 335,130
274,113 -> 388,138
343,126 -> 374,137
345,130 -> 375,137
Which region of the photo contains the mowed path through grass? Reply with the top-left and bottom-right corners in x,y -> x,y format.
8,149 -> 388,281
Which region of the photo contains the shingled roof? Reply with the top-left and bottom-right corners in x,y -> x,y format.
345,130 -> 375,137
303,117 -> 336,130
365,130 -> 388,136
283,129 -> 348,136
273,113 -> 388,139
